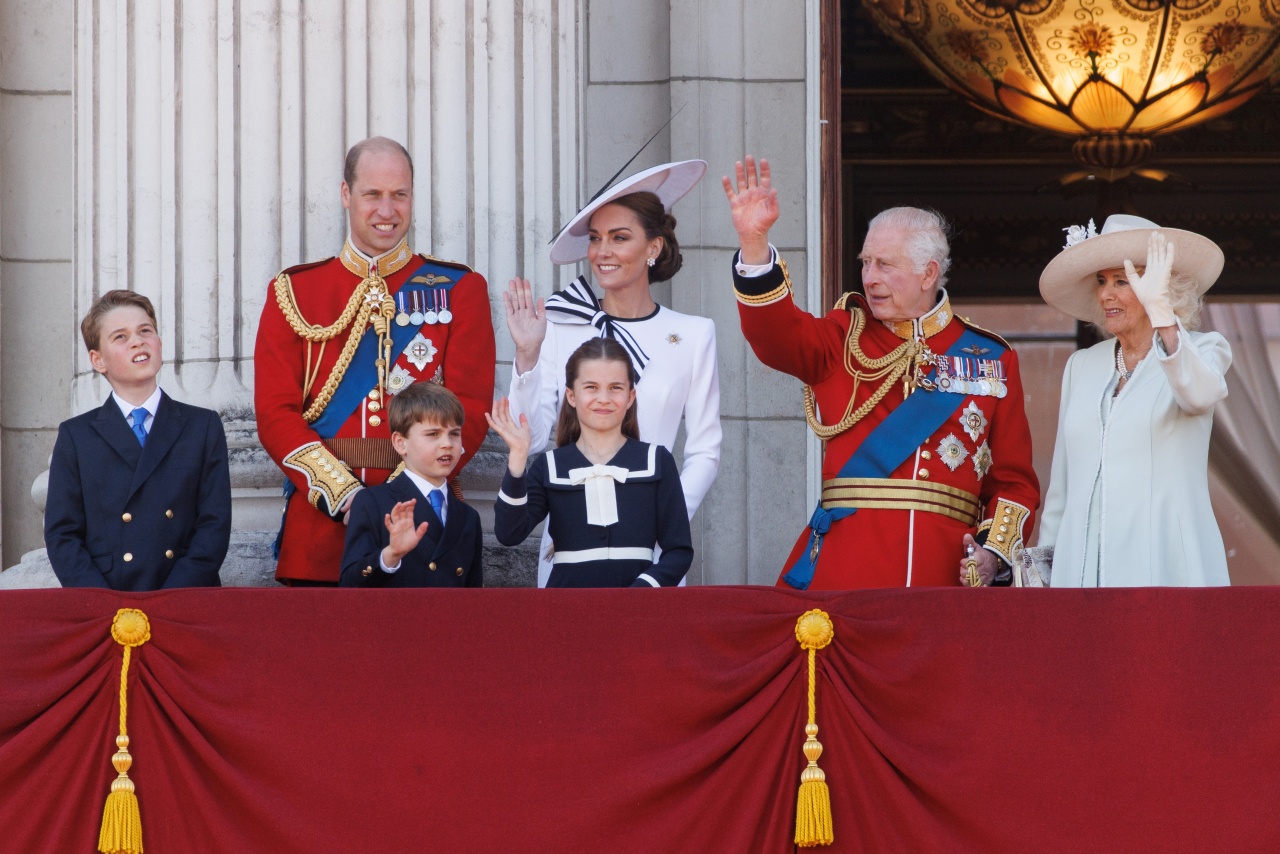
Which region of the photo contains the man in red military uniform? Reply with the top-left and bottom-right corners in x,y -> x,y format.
722,157 -> 1038,588
255,137 -> 495,585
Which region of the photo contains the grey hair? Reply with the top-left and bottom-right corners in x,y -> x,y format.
1168,271 -> 1203,330
866,206 -> 953,289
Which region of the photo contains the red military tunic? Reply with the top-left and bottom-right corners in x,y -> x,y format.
255,238 -> 495,583
734,257 -> 1039,588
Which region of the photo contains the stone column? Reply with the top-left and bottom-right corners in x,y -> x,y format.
585,0 -> 817,584
0,0 -> 75,569
3,1 -> 583,583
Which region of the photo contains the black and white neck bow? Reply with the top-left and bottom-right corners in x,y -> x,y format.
543,276 -> 651,378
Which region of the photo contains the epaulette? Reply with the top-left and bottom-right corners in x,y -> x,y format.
417,254 -> 473,274
833,291 -> 856,311
957,314 -> 1012,350
278,257 -> 335,277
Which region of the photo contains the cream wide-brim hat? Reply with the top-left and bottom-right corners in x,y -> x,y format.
1038,214 -> 1224,325
549,159 -> 707,265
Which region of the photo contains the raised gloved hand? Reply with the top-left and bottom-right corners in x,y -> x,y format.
1124,231 -> 1177,329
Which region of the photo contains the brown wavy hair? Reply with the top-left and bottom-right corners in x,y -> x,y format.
554,337 -> 641,447
81,290 -> 158,352
603,191 -> 682,283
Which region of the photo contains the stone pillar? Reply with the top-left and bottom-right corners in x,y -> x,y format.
585,0 -> 816,584
2,1 -> 583,583
0,0 -> 75,569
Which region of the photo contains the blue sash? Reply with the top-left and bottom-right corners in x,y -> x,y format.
782,327 -> 1005,590
310,260 -> 457,438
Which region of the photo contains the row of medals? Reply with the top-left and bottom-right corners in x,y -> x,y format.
395,290 -> 453,326
935,366 -> 1007,398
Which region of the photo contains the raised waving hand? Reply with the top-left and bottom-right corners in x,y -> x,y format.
722,156 -> 779,265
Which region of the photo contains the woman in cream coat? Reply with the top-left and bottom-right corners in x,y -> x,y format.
1037,215 -> 1232,587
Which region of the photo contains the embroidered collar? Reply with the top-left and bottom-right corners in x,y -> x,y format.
881,289 -> 954,341
339,236 -> 414,278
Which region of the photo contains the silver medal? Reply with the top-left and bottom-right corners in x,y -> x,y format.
409,291 -> 424,326
423,291 -> 439,325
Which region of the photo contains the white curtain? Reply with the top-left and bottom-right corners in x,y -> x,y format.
1202,304 -> 1280,574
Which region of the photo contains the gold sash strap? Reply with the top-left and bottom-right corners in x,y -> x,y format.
821,477 -> 980,527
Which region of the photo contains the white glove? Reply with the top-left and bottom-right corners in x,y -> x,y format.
1124,232 -> 1177,329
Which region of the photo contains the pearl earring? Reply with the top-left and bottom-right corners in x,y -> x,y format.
647,257 -> 656,267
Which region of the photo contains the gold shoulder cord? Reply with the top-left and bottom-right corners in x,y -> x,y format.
802,308 -> 921,439
273,272 -> 394,423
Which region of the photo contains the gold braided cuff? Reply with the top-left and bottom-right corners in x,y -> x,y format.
982,498 -> 1031,564
284,442 -> 362,517
734,259 -> 794,307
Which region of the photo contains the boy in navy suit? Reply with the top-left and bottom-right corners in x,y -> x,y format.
44,290 -> 231,589
340,382 -> 483,587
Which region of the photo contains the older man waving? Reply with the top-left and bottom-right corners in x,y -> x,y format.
724,157 -> 1039,589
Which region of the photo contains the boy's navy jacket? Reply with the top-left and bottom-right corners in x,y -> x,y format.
340,474 -> 483,587
44,392 -> 232,590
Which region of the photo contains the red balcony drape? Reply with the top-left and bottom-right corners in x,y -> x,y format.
0,587 -> 1276,853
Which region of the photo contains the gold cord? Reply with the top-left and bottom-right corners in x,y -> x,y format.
274,271 -> 397,423
803,307 -> 920,439
274,272 -> 370,341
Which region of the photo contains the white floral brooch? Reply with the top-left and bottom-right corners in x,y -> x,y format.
1062,219 -> 1097,249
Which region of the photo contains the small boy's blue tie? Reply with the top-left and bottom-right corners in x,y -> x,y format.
428,488 -> 444,524
130,407 -> 149,447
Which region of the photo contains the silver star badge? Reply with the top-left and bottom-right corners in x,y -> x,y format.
959,401 -> 988,442
936,434 -> 969,472
387,364 -> 413,394
405,332 -> 437,371
972,441 -> 993,479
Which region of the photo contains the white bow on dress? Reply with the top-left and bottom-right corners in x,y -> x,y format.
567,464 -> 630,527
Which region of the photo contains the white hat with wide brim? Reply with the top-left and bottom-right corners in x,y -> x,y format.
1039,214 -> 1224,324
549,159 -> 707,265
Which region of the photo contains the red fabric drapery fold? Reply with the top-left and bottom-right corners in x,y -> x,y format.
0,587 -> 1276,853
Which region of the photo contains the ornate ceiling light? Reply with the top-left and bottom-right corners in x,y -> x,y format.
862,0 -> 1280,177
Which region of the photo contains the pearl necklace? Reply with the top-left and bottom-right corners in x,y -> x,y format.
1114,343 -> 1131,380
1115,343 -> 1149,381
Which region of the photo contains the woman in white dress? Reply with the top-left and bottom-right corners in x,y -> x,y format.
503,161 -> 721,586
1037,215 -> 1232,587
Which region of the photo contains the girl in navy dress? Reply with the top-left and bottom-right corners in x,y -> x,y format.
487,337 -> 693,587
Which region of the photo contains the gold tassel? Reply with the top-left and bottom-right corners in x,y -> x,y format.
794,609 -> 835,848
98,609 -> 151,854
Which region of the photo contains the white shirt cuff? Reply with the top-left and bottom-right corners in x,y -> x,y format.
735,245 -> 778,278
380,552 -> 402,574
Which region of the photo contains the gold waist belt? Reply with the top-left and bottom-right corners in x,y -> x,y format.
326,438 -> 400,471
821,477 -> 981,527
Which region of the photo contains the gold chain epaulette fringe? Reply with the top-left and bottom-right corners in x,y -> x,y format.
803,307 -> 925,439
